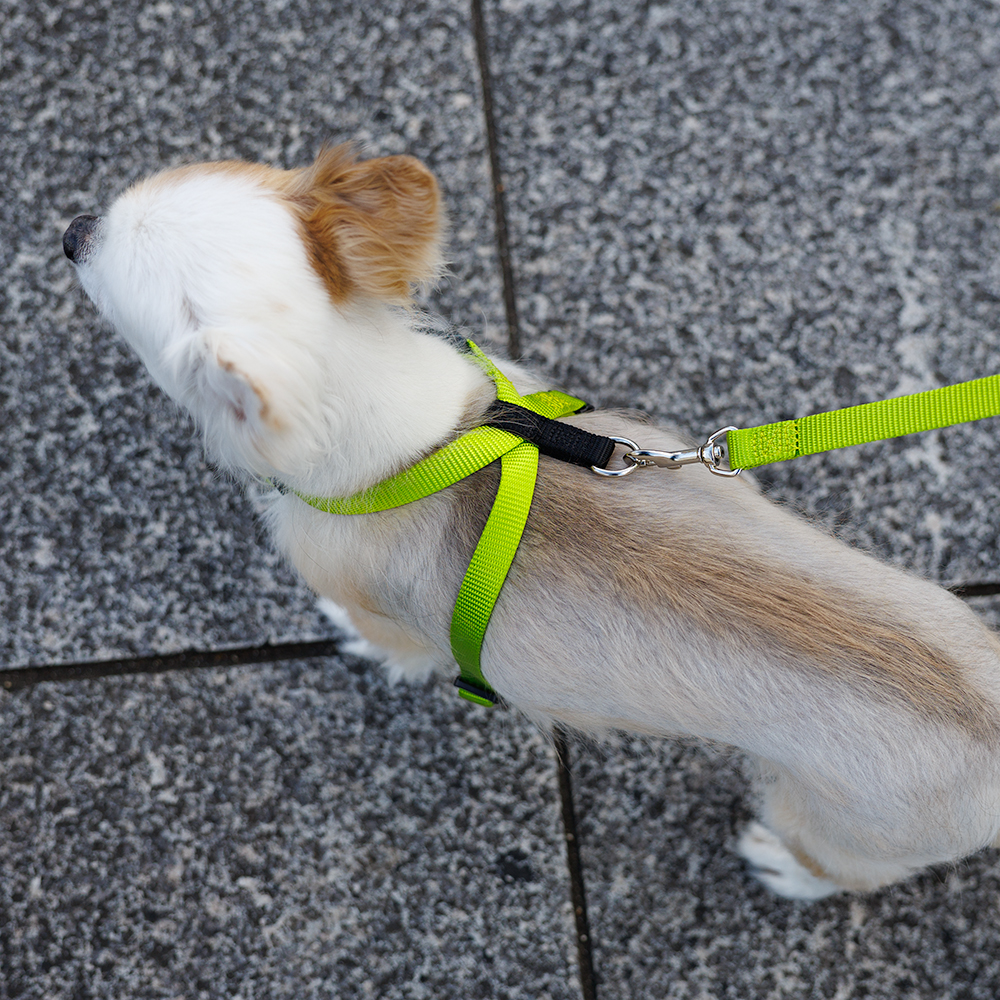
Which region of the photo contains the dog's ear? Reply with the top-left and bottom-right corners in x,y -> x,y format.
288,145 -> 444,304
199,344 -> 278,432
192,330 -> 320,473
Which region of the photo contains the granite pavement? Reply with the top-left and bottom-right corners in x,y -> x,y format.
3,0 -> 1000,997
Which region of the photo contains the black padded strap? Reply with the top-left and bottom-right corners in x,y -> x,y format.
483,399 -> 617,469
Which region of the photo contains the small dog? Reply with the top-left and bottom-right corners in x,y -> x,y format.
64,146 -> 1000,899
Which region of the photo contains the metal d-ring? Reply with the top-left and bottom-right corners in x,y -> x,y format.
590,436 -> 642,477
701,425 -> 742,477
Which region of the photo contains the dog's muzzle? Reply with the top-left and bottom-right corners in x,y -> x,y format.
63,215 -> 101,263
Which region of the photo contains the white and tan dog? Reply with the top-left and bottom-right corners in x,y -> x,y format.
64,146 -> 1000,900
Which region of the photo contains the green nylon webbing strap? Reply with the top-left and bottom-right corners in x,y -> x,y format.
726,372 -> 1000,470
297,423 -> 529,514
295,344 -> 585,515
449,441 -> 540,706
293,341 -> 587,706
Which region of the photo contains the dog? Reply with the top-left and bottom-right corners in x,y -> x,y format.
64,145 -> 1000,900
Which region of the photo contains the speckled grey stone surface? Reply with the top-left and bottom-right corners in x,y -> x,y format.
485,0 -> 1000,996
6,0 -> 1000,997
488,0 -> 1000,585
0,662 -> 578,1000
0,0 -> 505,667
565,731 -> 1000,999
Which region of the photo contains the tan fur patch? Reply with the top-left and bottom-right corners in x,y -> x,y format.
216,357 -> 285,432
522,461 -> 1000,741
787,840 -> 835,881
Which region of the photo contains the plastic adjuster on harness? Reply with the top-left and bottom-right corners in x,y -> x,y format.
454,677 -> 500,706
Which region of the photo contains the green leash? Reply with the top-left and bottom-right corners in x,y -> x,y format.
726,372 -> 1000,471
293,339 -> 1000,707
604,372 -> 1000,477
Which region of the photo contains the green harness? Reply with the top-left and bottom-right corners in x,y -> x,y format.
292,341 -> 1000,708
294,342 -> 601,706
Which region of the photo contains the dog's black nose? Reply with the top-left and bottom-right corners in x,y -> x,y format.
63,215 -> 100,262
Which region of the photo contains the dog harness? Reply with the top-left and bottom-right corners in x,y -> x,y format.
293,341 -> 618,706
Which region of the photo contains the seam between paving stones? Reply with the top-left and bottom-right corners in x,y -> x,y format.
470,1 -> 599,995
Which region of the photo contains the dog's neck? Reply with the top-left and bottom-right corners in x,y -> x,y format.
265,307 -> 496,499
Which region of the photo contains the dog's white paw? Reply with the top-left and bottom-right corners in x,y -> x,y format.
316,598 -> 439,681
737,822 -> 842,900
316,598 -> 383,660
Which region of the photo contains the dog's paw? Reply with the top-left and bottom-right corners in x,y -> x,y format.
316,598 -> 384,660
316,598 -> 440,681
737,822 -> 842,900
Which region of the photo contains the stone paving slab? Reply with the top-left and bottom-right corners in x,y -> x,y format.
566,732 -> 1000,1000
489,0 -> 1000,585
0,0 -> 506,667
6,0 -> 1000,996
485,0 -> 1000,996
0,660 -> 578,1000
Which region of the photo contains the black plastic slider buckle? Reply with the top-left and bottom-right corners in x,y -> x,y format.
454,676 -> 499,707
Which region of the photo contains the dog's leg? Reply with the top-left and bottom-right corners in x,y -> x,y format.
738,764 -> 946,899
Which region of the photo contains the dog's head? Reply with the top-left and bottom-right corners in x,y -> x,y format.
64,146 -> 443,474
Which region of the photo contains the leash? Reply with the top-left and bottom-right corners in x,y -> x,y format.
292,344 -> 1000,707
602,372 -> 1000,477
728,373 -> 1000,470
